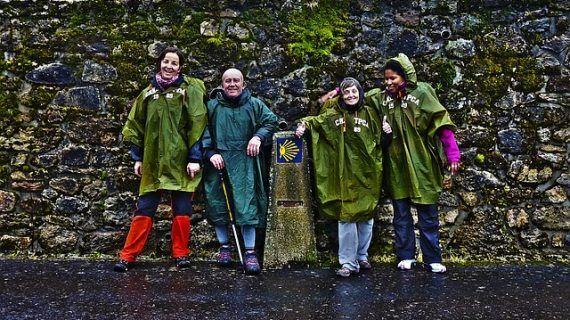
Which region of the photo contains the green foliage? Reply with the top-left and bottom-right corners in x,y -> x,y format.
286,0 -> 349,65
418,58 -> 457,95
475,153 -> 486,164
463,36 -> 544,104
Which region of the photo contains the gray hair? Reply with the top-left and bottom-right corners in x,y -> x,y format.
340,77 -> 362,92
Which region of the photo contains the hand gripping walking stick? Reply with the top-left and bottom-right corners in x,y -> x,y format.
218,171 -> 244,266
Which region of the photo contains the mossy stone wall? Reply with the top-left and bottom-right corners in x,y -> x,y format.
0,0 -> 568,263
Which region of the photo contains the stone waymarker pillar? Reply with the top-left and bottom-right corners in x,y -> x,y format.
264,131 -> 317,268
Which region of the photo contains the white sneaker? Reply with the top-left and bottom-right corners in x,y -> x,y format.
428,263 -> 447,273
397,259 -> 416,270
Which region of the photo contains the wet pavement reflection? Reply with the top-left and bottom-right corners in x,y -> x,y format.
0,260 -> 568,319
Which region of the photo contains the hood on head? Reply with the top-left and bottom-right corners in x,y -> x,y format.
387,53 -> 417,88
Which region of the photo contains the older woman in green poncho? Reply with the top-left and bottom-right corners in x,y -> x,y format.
296,78 -> 392,277
114,47 -> 207,272
366,53 -> 461,273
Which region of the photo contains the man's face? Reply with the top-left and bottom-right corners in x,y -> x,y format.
222,71 -> 244,98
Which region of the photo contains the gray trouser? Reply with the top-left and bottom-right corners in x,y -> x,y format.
338,219 -> 374,271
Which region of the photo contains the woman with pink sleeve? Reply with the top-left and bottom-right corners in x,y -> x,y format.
365,53 -> 461,273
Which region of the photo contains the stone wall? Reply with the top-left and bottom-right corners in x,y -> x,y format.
0,0 -> 568,262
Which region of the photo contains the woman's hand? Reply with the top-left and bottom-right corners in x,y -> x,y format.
187,162 -> 201,179
247,136 -> 262,157
134,161 -> 143,177
210,154 -> 224,170
382,116 -> 392,134
295,122 -> 306,138
318,89 -> 339,104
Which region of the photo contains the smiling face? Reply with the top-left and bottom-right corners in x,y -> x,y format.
384,69 -> 405,93
221,69 -> 244,98
159,52 -> 180,80
342,85 -> 360,106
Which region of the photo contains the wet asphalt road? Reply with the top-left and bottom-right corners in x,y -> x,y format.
0,260 -> 568,320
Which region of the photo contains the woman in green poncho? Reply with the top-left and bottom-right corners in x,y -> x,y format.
114,47 -> 207,272
296,77 -> 392,277
366,53 -> 461,273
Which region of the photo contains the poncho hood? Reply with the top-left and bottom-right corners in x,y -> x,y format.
216,89 -> 252,108
387,53 -> 418,89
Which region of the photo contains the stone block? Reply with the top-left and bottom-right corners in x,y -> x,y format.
264,132 -> 317,268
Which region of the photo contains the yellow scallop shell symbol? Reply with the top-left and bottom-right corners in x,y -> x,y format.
279,139 -> 299,162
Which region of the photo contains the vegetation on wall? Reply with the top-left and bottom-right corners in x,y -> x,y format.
286,0 -> 349,65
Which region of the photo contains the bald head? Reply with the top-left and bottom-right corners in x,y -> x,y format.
221,68 -> 244,98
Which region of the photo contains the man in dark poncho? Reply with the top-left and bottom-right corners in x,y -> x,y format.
202,68 -> 278,275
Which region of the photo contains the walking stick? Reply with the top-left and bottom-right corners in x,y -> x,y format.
218,171 -> 244,266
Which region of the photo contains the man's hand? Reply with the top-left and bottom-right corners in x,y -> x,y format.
134,161 -> 143,177
187,162 -> 201,179
210,154 -> 224,170
247,136 -> 262,157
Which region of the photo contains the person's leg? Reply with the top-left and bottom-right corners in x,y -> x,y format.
241,225 -> 260,275
416,203 -> 442,264
241,225 -> 256,251
171,191 -> 192,268
215,225 -> 230,245
337,221 -> 359,275
392,198 -> 416,269
356,219 -> 374,269
214,224 -> 232,266
115,192 -> 160,271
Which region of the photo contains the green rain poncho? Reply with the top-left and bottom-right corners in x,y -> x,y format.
302,97 -> 384,222
366,53 -> 456,204
202,89 -> 278,227
122,76 -> 207,195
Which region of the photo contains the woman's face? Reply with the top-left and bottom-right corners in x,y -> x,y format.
342,85 -> 360,106
384,69 -> 404,93
159,52 -> 180,79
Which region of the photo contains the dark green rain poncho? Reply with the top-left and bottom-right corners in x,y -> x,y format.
302,97 -> 385,222
202,89 -> 278,227
122,76 -> 207,195
366,53 -> 456,204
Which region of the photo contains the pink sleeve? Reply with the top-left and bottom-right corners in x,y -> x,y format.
438,128 -> 460,163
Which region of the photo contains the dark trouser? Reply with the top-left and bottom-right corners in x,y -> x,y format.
135,190 -> 193,217
392,198 -> 442,264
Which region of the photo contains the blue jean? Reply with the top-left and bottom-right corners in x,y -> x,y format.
338,219 -> 374,271
215,224 -> 256,250
135,190 -> 193,217
392,198 -> 442,264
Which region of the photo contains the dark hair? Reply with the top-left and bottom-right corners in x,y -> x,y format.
156,47 -> 185,73
384,60 -> 406,80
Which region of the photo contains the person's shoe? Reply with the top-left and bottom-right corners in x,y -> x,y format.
174,256 -> 191,269
336,266 -> 359,278
113,260 -> 132,272
358,260 -> 372,270
397,259 -> 416,270
244,251 -> 261,275
426,263 -> 447,273
217,245 -> 233,267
